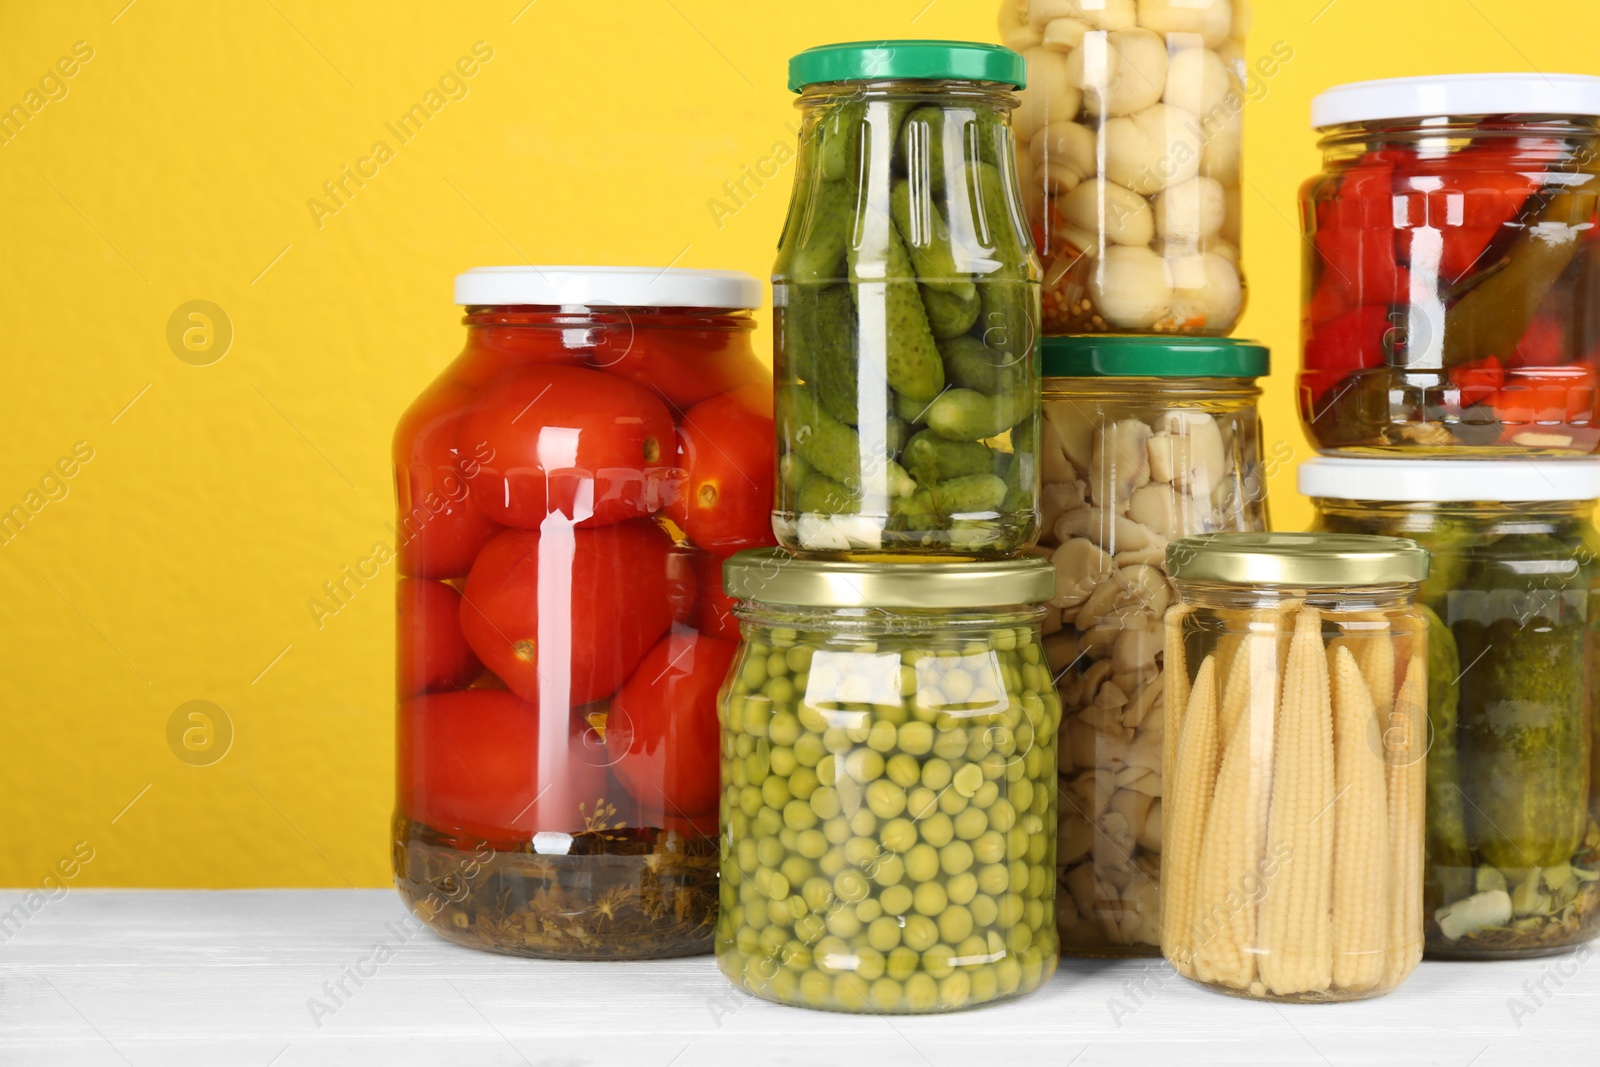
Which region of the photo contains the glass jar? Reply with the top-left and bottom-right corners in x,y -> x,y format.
1299,73 -> 1600,455
715,552 -> 1060,1013
773,41 -> 1042,558
392,266 -> 775,959
1162,532 -> 1431,1002
1303,458 -> 1600,960
999,0 -> 1251,335
1039,337 -> 1271,957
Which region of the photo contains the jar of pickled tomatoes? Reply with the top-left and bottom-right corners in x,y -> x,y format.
392,266 -> 775,959
1301,74 -> 1600,454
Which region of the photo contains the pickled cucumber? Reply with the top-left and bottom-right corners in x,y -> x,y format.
1420,605 -> 1472,908
794,178 -> 859,285
848,223 -> 946,403
778,386 -> 860,488
792,285 -> 862,424
903,429 -> 994,487
890,180 -> 974,299
716,619 -> 1061,1013
939,334 -> 1025,398
921,285 -> 981,339
926,388 -> 1030,443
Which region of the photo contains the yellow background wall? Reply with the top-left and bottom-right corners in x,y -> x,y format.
3,0 -> 1592,888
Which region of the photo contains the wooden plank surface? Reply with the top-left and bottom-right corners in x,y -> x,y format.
0,889 -> 1594,1065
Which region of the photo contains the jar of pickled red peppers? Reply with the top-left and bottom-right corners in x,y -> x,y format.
1000,0 -> 1251,335
1039,336 -> 1272,957
392,266 -> 774,959
1300,73 -> 1600,454
1161,532 -> 1430,1002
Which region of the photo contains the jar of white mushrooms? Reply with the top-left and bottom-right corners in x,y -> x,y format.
999,0 -> 1250,335
1037,336 -> 1271,956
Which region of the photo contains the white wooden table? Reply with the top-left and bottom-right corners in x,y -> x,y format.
1,890 -> 1594,1066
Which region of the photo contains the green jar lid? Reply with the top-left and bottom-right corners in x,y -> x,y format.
788,41 -> 1026,93
1042,336 -> 1270,379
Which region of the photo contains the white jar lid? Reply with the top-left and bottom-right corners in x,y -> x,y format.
1299,457 -> 1600,503
455,266 -> 762,309
1312,73 -> 1600,129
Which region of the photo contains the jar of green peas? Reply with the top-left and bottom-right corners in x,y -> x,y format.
715,550 -> 1060,1013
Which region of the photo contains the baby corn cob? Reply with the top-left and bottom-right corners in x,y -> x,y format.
1328,645 -> 1390,993
1258,606 -> 1335,997
1383,652 -> 1427,988
1190,640 -> 1279,989
1163,605 -> 1193,786
1161,654 -> 1219,972
1331,625 -> 1396,721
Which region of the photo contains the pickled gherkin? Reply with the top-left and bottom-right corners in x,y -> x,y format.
774,44 -> 1040,557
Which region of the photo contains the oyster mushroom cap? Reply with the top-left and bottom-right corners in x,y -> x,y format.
1038,415 -> 1077,485
1154,409 -> 1226,494
1045,403 -> 1098,474
1050,536 -> 1115,609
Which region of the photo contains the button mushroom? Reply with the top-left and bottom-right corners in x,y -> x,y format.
1061,178 -> 1156,246
1153,176 -> 1226,242
1016,47 -> 1083,141
1163,46 -> 1231,118
1136,0 -> 1233,48
1102,102 -> 1204,196
1032,120 -> 1099,193
1068,28 -> 1168,118
1091,245 -> 1175,329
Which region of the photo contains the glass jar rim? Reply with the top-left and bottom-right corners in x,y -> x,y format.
1300,457 -> 1600,503
1168,532 -> 1430,586
454,266 -> 761,310
722,549 -> 1054,609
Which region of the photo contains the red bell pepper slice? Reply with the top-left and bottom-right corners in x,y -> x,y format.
1493,365 -> 1597,426
1395,145 -> 1539,286
1314,154 -> 1408,307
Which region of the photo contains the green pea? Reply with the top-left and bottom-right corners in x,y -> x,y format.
870,853 -> 905,887
938,840 -> 974,877
764,677 -> 796,708
844,717 -> 872,745
1009,860 -> 1030,893
770,967 -> 800,1002
810,786 -> 841,821
1024,899 -> 1045,932
912,688 -> 942,723
920,943 -> 956,979
825,908 -> 861,938
946,871 -> 978,906
897,721 -> 934,756
759,923 -> 788,956
742,656 -> 769,690
1027,864 -> 1050,899
932,728 -> 968,760
921,759 -> 952,791
887,945 -> 920,981
973,780 -> 1000,808
865,779 -> 907,819
784,799 -> 819,831
904,843 -> 939,882
762,776 -> 792,811
768,650 -> 790,678
815,753 -> 838,784
757,837 -> 785,868
821,837 -> 849,865
966,857 -> 1004,895
782,940 -> 814,970
785,645 -> 814,673
799,969 -> 832,1005
844,836 -> 879,868
966,729 -> 995,762
756,807 -> 784,840
938,971 -> 973,1010
899,971 -> 936,1011
938,905 -> 973,943
899,663 -> 919,698
936,787 -> 969,816
867,916 -> 902,952
745,696 -> 773,737
747,897 -> 770,928
854,946 -> 886,981
802,876 -> 834,912
781,856 -> 815,887
823,818 -> 852,846
869,977 -> 903,1011
848,808 -> 877,837
737,838 -> 759,873
954,807 -> 987,840
879,817 -> 917,853
770,628 -> 798,649
974,831 -> 1006,865
822,726 -> 853,753
1006,923 -> 1033,954
833,973 -> 870,1011
971,965 -> 999,1003
770,713 -> 801,748
876,701 -> 909,727
913,882 -> 948,917
989,798 -> 1017,833
997,892 -> 1024,925
795,733 -> 825,767
855,897 -> 883,924
845,748 -> 884,782
790,766 -> 820,801
736,926 -> 761,954
952,763 -> 983,797
919,812 -> 955,848
798,703 -> 831,734
795,913 -> 827,945
881,884 -> 914,916
834,869 -> 870,904
886,752 -> 921,788
902,914 -> 938,951
906,786 -> 939,819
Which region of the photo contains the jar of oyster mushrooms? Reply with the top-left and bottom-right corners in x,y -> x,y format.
1037,335 -> 1271,955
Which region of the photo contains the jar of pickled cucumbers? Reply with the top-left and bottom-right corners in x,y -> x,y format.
715,551 -> 1060,1013
392,266 -> 775,959
1303,458 -> 1600,959
1039,336 -> 1272,956
999,0 -> 1252,335
1162,532 -> 1430,1002
1301,74 -> 1600,454
774,41 -> 1042,557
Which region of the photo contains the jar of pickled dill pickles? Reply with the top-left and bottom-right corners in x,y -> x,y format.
1162,532 -> 1429,1002
1303,458 -> 1600,960
774,41 -> 1042,557
715,552 -> 1060,1013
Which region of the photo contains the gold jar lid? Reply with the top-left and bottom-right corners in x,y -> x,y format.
1167,532 -> 1429,587
722,550 -> 1056,609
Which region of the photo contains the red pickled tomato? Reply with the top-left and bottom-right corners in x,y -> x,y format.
1509,313 -> 1569,368
399,690 -> 607,844
447,325 -> 590,389
394,383 -> 504,579
1394,146 -> 1538,285
1450,357 -> 1506,410
397,579 -> 480,695
666,548 -> 698,625
1314,154 -> 1409,308
459,365 -> 676,529
591,317 -> 768,412
605,630 -> 738,819
459,521 -> 674,707
666,386 -> 778,554
689,551 -> 742,641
